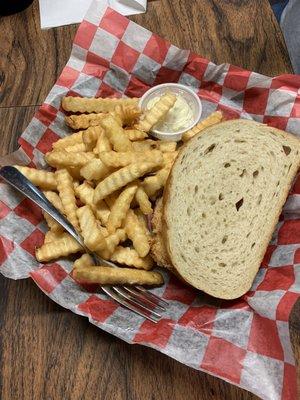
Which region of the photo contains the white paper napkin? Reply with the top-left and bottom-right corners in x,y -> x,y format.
39,0 -> 147,29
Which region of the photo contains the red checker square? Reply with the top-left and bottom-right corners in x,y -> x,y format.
278,220 -> 300,245
201,337 -> 246,384
178,306 -> 217,335
154,67 -> 182,85
78,294 -> 118,323
14,198 -> 43,226
143,34 -> 170,65
184,52 -> 209,80
291,96 -> 300,118
134,319 -> 174,348
82,52 -> 109,78
291,175 -> 300,195
257,265 -> 294,291
263,115 -> 288,130
111,42 -> 140,73
243,88 -> 270,115
0,237 -> 15,265
124,75 -> 150,98
282,363 -> 298,400
217,104 -> 241,120
163,276 -> 197,305
271,74 -> 300,93
294,248 -> 300,263
276,291 -> 299,322
74,20 -> 98,49
36,129 -> 60,154
0,201 -> 11,220
31,263 -> 68,294
262,245 -> 277,267
20,229 -> 45,257
248,314 -> 284,360
18,137 -> 34,159
56,66 -> 81,89
96,83 -> 121,98
223,66 -> 251,92
198,81 -> 222,103
99,8 -> 129,39
35,103 -> 58,126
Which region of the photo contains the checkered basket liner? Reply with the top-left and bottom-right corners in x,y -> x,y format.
1,1 -> 300,399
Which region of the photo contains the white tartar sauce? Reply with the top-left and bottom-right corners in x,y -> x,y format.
147,94 -> 194,132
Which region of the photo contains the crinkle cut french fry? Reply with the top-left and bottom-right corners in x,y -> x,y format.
55,169 -> 79,230
43,191 -> 64,213
82,126 -> 105,151
125,129 -> 148,141
112,104 -> 141,126
135,209 -> 151,238
162,151 -> 178,168
74,253 -> 94,269
45,150 -> 95,168
111,246 -> 154,270
135,186 -> 153,215
52,131 -> 83,150
14,166 -> 57,190
100,115 -> 132,152
73,266 -> 163,286
36,234 -> 83,262
157,141 -> 177,152
106,183 -> 138,234
44,230 -> 63,244
77,205 -> 107,252
65,113 -> 107,130
99,150 -> 163,169
93,161 -> 159,204
125,209 -> 150,257
94,130 -> 112,154
75,182 -> 110,225
182,111 -> 223,142
132,140 -> 157,152
143,167 -> 170,197
66,166 -> 82,181
103,229 -> 126,255
62,96 -> 138,113
104,191 -> 120,210
135,93 -> 177,132
80,159 -> 111,181
43,211 -> 64,234
65,142 -> 87,153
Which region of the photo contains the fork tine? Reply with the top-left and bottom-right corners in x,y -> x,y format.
102,287 -> 160,323
135,285 -> 169,307
123,286 -> 166,311
113,286 -> 162,319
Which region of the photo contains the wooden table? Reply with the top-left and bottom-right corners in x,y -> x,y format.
0,1 -> 299,399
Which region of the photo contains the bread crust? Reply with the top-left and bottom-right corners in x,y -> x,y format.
163,120 -> 300,299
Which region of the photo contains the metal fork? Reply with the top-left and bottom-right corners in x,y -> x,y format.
0,166 -> 168,323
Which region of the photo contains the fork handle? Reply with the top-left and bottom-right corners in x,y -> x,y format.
0,166 -> 85,248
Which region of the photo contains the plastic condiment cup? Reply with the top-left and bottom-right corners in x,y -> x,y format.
139,83 -> 202,141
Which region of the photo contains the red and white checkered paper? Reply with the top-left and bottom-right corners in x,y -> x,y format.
1,1 -> 300,399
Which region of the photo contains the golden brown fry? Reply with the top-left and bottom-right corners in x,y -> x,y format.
132,140 -> 158,152
104,191 -> 120,210
14,166 -> 57,190
99,150 -> 163,168
65,113 -> 107,130
62,96 -> 138,113
125,209 -> 150,257
52,131 -> 83,150
45,150 -> 95,168
100,114 -> 132,152
66,166 -> 83,180
55,169 -> 79,230
125,129 -> 148,141
43,191 -> 65,234
106,183 -> 138,234
74,253 -> 94,269
135,186 -> 152,215
104,229 -> 126,255
36,234 -> 83,262
77,205 -> 107,252
94,130 -> 112,154
111,246 -> 154,270
43,191 -> 64,213
44,230 -> 62,244
93,161 -> 159,204
136,93 -> 177,132
157,141 -> 177,152
73,266 -> 163,286
80,159 -> 111,181
82,126 -> 105,151
75,182 -> 110,225
182,111 -> 223,142
112,104 -> 141,126
65,142 -> 87,153
135,209 -> 151,238
162,151 -> 178,168
143,167 -> 170,197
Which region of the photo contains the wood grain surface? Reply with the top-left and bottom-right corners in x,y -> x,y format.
0,1 -> 297,399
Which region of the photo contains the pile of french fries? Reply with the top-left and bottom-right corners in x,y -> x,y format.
15,91 -> 223,287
